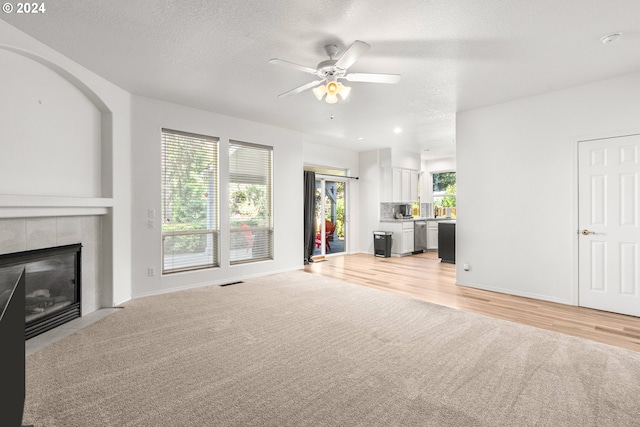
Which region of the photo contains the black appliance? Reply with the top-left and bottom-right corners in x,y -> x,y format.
438,221 -> 455,263
398,204 -> 412,218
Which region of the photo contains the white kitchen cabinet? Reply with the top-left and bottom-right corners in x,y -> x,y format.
426,220 -> 439,250
410,170 -> 419,202
392,168 -> 402,201
402,224 -> 414,254
381,167 -> 419,202
380,167 -> 398,202
401,169 -> 410,201
379,221 -> 414,255
420,171 -> 433,202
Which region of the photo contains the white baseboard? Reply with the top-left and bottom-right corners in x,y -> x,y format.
455,280 -> 574,306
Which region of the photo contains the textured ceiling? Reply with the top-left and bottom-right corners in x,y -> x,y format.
3,0 -> 640,158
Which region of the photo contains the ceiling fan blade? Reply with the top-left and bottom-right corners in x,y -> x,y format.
334,40 -> 371,69
277,80 -> 324,98
345,73 -> 401,84
269,58 -> 317,75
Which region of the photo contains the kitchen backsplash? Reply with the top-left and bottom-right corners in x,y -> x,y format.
380,202 -> 398,220
380,202 -> 434,219
421,203 -> 432,217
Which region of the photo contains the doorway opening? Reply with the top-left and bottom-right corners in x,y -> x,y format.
315,179 -> 346,256
305,166 -> 348,258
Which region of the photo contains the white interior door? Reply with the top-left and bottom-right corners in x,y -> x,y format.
578,134 -> 640,316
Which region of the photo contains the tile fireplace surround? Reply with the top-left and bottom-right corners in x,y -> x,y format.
0,216 -> 103,321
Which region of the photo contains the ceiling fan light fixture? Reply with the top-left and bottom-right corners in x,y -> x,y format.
338,84 -> 351,100
270,40 -> 400,101
325,93 -> 339,104
315,81 -> 351,103
312,84 -> 327,100
326,81 -> 339,95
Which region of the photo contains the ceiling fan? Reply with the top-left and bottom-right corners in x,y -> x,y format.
269,40 -> 401,103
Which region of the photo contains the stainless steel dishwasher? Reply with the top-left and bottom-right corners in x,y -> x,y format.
414,220 -> 427,253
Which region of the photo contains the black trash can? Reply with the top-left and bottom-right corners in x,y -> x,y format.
373,231 -> 393,257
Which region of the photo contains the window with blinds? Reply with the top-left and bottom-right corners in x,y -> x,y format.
229,140 -> 273,264
161,129 -> 219,273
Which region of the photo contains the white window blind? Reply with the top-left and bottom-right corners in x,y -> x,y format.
229,140 -> 273,264
161,129 -> 219,273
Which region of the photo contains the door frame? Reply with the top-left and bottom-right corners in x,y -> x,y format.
314,174 -> 349,257
573,129 -> 640,308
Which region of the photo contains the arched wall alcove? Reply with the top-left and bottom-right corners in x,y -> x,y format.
0,44 -> 117,313
0,44 -> 113,198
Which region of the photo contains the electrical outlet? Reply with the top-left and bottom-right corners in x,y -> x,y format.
147,219 -> 156,229
148,208 -> 156,218
148,267 -> 156,276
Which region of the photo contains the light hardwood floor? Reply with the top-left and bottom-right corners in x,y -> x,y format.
304,251 -> 640,352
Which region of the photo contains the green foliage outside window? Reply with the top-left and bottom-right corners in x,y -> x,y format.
434,184 -> 457,207
317,181 -> 345,240
433,172 -> 456,193
162,133 -> 215,254
229,184 -> 269,251
433,171 -> 457,216
230,185 -> 268,227
335,192 -> 345,238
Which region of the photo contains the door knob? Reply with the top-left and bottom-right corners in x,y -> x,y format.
581,229 -> 595,235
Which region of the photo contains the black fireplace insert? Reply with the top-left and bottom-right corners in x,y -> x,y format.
0,243 -> 81,340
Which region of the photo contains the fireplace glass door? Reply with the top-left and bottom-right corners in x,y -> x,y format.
0,244 -> 81,340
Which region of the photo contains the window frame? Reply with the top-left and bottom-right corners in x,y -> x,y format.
432,170 -> 456,217
228,140 -> 274,265
161,128 -> 219,274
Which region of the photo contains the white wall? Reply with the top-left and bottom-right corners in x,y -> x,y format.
379,147 -> 421,170
422,157 -> 456,174
302,141 -> 361,253
358,150 -> 382,254
131,95 -> 304,297
457,72 -> 640,305
0,20 -> 132,307
0,49 -> 101,197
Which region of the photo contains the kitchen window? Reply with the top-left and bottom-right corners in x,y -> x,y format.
433,171 -> 456,217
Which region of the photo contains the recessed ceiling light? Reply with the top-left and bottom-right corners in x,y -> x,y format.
357,137 -> 364,140
393,127 -> 402,134
601,32 -> 622,44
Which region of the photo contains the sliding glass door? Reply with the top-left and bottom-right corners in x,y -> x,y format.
314,179 -> 346,256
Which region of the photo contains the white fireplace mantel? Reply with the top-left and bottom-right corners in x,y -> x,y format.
0,194 -> 112,218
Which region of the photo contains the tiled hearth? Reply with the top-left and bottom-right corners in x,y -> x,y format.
0,216 -> 103,319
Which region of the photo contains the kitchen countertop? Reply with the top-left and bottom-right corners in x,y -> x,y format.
380,217 -> 425,223
380,217 -> 456,223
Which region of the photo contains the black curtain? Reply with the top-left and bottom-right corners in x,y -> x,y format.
303,171 -> 316,264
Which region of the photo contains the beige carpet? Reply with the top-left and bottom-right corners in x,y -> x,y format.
24,270 -> 640,426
